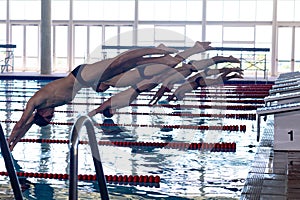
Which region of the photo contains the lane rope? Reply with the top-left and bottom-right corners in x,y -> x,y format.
0,171 -> 160,186
19,138 -> 237,152
1,120 -> 247,132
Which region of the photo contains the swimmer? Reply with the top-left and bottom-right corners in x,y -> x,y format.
88,66 -> 243,118
7,44 -> 180,151
166,67 -> 244,101
97,41 -> 213,92
149,56 -> 241,104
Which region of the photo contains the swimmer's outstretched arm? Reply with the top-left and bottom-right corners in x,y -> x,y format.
167,68 -> 244,101
89,75 -> 166,118
149,65 -> 195,104
149,56 -> 240,104
7,100 -> 36,151
98,42 -> 213,92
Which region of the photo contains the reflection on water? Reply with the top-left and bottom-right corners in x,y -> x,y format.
0,80 -> 261,199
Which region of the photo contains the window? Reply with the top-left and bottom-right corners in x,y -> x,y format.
74,0 -> 134,21
10,0 -> 40,20
223,26 -> 254,42
52,0 -> 69,20
0,0 -> 6,20
0,24 -> 6,43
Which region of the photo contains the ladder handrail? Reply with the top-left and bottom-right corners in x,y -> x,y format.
0,124 -> 23,200
69,115 -> 109,200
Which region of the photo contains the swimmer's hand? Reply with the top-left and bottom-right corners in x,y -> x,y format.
149,86 -> 171,105
8,118 -> 35,151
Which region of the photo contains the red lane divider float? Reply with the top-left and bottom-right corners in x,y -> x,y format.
0,109 -> 257,120
0,98 -> 265,105
0,100 -> 263,110
117,112 -> 257,120
19,138 -> 237,152
0,171 -> 160,187
128,104 -> 261,110
1,120 -> 247,132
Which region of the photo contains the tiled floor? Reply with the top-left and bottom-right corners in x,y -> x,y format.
241,119 -> 300,200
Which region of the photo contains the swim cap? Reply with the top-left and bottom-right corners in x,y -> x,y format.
33,108 -> 54,127
34,112 -> 51,127
103,108 -> 113,118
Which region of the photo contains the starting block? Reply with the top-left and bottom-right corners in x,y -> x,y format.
274,110 -> 300,151
257,72 -> 300,151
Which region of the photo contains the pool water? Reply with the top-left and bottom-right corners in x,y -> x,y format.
0,79 -> 268,199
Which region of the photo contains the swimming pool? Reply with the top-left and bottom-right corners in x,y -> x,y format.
0,78 -> 271,199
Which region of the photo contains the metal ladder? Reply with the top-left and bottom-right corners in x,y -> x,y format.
0,123 -> 24,200
69,115 -> 109,200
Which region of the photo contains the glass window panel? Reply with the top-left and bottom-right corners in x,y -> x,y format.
54,26 -> 68,72
73,0 -> 135,21
89,26 -> 103,63
102,1 -> 132,21
295,27 -> 300,72
223,26 -> 254,42
118,1 -> 134,20
186,0 -> 202,21
0,0 -> 6,20
255,26 -> 272,44
104,26 -> 118,58
74,1 -> 102,20
223,1 -> 239,21
137,25 -> 155,46
169,1 -> 187,21
52,0 -> 69,20
256,0 -> 272,21
90,26 -> 103,50
153,1 -> 171,21
55,26 -> 68,57
186,25 -> 202,45
0,24 -> 6,43
10,1 -> 26,20
206,25 -> 223,45
139,1 -> 155,20
11,0 -> 40,20
277,0 -> 295,21
104,26 -> 118,45
295,1 -> 300,21
277,27 -> 292,73
207,1 -> 223,21
11,26 -> 23,57
120,26 -> 133,46
239,1 -> 256,21
74,26 -> 87,63
11,26 -> 24,71
154,26 -> 185,46
26,26 -> 39,57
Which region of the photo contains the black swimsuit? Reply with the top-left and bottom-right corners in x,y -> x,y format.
137,66 -> 153,79
71,64 -> 90,86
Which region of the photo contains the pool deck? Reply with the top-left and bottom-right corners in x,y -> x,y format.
240,119 -> 300,200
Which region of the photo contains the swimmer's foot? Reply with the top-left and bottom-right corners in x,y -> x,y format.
157,44 -> 178,53
226,73 -> 244,80
193,41 -> 213,52
212,55 -> 240,64
175,41 -> 213,61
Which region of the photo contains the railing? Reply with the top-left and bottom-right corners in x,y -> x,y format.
211,47 -> 270,79
0,44 -> 16,73
69,115 -> 109,200
0,123 -> 24,200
